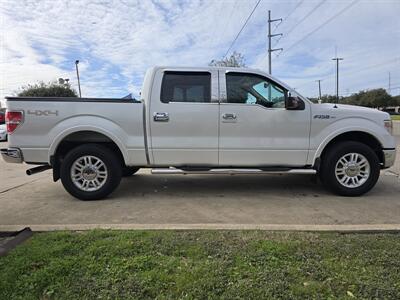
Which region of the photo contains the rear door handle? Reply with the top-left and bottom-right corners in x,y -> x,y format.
222,113 -> 237,121
153,112 -> 169,122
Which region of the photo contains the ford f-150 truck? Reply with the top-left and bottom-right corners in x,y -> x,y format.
1,66 -> 396,200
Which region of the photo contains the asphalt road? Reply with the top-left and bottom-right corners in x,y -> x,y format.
0,138 -> 399,231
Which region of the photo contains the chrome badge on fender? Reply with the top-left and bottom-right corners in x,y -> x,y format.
27,110 -> 59,116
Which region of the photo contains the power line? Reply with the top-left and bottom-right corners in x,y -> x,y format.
222,0 -> 262,59
328,57 -> 399,82
212,0 -> 238,47
272,0 -> 304,46
279,0 -> 359,55
282,0 -> 326,40
223,0 -> 239,34
340,84 -> 400,96
277,0 -> 304,28
296,57 -> 399,92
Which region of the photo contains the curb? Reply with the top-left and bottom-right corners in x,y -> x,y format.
1,224 -> 400,232
0,227 -> 33,256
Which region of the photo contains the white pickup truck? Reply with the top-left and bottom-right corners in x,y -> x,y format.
1,66 -> 396,200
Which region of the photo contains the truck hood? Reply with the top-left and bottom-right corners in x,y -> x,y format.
312,103 -> 390,125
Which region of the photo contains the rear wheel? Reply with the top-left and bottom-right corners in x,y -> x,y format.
60,144 -> 122,200
319,141 -> 380,196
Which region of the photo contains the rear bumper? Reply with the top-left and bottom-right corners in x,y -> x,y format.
0,148 -> 23,163
0,132 -> 7,141
382,148 -> 396,168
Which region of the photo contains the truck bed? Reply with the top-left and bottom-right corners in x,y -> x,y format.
5,97 -> 147,165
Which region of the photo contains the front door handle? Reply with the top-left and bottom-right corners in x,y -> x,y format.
153,112 -> 169,122
222,113 -> 237,120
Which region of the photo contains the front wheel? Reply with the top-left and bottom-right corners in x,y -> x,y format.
319,141 -> 380,196
60,144 -> 122,200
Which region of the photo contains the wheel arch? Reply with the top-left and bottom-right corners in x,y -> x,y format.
50,129 -> 127,181
314,130 -> 383,169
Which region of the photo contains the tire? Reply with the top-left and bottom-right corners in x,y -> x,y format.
122,166 -> 140,177
319,141 -> 380,196
60,144 -> 122,200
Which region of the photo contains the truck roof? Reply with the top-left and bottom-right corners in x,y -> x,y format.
151,66 -> 291,91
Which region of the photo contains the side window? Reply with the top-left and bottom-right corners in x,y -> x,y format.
226,73 -> 286,108
161,72 -> 211,103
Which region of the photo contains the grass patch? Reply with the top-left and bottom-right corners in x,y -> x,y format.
391,115 -> 400,120
1,230 -> 399,299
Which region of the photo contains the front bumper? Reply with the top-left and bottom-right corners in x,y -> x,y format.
0,148 -> 23,163
383,148 -> 396,168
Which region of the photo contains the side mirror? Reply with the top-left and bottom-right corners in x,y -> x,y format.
286,96 -> 305,110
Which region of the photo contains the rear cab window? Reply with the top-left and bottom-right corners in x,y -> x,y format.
161,72 -> 211,103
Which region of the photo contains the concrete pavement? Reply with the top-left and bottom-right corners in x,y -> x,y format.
0,138 -> 399,231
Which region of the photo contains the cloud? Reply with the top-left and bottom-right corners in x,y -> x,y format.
1,0 -> 399,108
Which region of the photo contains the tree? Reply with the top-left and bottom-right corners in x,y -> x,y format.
17,81 -> 78,97
209,51 -> 246,67
308,94 -> 337,103
393,95 -> 400,106
356,89 -> 391,108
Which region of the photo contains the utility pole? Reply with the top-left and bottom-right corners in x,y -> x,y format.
75,60 -> 82,98
268,10 -> 283,75
388,71 -> 391,94
332,57 -> 343,103
316,79 -> 322,100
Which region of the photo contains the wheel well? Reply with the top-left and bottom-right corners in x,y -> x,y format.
318,131 -> 383,167
52,131 -> 125,181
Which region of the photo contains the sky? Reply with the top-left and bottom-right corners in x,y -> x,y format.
1,0 -> 399,106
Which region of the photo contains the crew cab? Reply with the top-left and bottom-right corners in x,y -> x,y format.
1,66 -> 396,200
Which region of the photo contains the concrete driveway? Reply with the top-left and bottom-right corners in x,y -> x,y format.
0,137 -> 399,231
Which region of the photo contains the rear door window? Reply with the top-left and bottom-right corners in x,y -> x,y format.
161,72 -> 211,103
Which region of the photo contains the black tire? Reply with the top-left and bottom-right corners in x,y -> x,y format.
122,166 -> 140,177
60,144 -> 122,200
319,141 -> 380,196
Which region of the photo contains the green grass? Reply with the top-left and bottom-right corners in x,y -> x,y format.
1,230 -> 400,299
391,115 -> 400,120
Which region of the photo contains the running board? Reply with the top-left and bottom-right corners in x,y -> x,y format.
151,168 -> 316,175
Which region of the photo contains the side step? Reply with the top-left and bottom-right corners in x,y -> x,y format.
151,168 -> 316,175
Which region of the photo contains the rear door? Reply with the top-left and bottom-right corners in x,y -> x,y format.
149,68 -> 219,166
218,70 -> 310,167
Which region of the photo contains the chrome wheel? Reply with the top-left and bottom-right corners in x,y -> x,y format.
70,155 -> 108,192
335,153 -> 370,188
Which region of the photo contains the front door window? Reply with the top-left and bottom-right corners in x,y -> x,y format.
226,73 -> 286,108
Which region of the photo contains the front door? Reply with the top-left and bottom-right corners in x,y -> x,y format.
218,70 -> 310,167
149,69 -> 219,166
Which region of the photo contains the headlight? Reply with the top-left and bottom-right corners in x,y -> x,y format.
384,120 -> 393,135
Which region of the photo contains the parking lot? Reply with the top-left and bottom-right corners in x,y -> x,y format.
0,134 -> 399,231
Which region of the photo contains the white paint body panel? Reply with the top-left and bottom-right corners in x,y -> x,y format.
6,101 -> 147,165
3,66 -> 396,170
148,68 -> 219,166
308,103 -> 396,165
218,103 -> 310,166
217,68 -> 311,166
